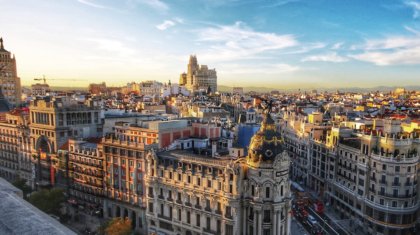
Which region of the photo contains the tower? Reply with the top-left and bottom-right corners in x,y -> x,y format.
0,37 -> 22,107
242,111 -> 292,235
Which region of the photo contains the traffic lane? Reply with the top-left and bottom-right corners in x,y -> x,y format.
306,206 -> 346,235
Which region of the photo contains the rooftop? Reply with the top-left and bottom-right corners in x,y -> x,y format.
0,178 -> 76,235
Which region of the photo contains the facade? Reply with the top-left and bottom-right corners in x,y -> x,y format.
280,108 -> 420,235
140,81 -> 163,97
0,37 -> 22,107
144,112 -> 292,235
88,82 -> 107,95
68,139 -> 104,210
0,109 -> 33,187
179,55 -> 217,93
29,96 -> 103,186
31,83 -> 51,97
329,126 -> 419,235
101,131 -> 157,233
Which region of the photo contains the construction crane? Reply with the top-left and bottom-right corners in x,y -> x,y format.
34,75 -> 86,84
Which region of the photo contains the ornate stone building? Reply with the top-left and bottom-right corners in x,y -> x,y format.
144,112 -> 291,235
179,55 -> 217,93
29,96 -> 103,186
0,37 -> 22,107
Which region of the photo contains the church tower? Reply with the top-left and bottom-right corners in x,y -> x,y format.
0,37 -> 22,107
242,111 -> 292,235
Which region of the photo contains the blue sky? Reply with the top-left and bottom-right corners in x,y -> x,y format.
1,0 -> 420,88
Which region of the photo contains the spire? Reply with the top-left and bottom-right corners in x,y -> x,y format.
0,37 -> 3,50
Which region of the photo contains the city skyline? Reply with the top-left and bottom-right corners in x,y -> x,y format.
1,0 -> 420,88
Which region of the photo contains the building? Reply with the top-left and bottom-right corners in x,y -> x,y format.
101,129 -> 158,234
179,55 -> 217,93
280,107 -> 420,235
68,139 -> 104,212
0,109 -> 33,187
144,112 -> 292,235
88,82 -> 107,95
140,81 -> 163,97
0,37 -> 22,107
31,83 -> 51,97
29,96 -> 103,186
328,123 -> 419,235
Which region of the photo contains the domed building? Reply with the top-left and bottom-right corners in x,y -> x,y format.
143,110 -> 291,235
241,111 -> 292,235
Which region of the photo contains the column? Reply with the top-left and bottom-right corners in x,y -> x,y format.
242,206 -> 247,235
253,210 -> 257,235
258,210 -> 262,235
273,211 -> 277,235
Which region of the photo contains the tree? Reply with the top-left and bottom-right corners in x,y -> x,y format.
28,188 -> 65,216
12,178 -> 32,199
100,217 -> 132,235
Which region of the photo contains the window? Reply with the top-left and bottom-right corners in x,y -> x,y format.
187,211 -> 191,224
395,166 -> 400,172
206,217 -> 211,230
178,209 -> 182,221
266,187 -> 270,198
225,206 -> 232,217
229,174 -> 233,181
197,177 -> 201,186
188,175 -> 191,183
264,210 -> 271,223
149,202 -> 153,212
225,224 -> 233,235
160,204 -> 164,215
196,214 -> 200,227
217,220 -> 221,233
207,179 -> 212,188
382,164 -> 387,170
229,184 -> 233,194
178,173 -> 182,181
252,185 -> 255,196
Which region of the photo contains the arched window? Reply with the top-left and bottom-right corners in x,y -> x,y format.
266,187 -> 270,198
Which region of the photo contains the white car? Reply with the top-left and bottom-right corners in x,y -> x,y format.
307,215 -> 318,227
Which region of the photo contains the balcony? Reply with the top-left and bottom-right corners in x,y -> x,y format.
392,182 -> 401,187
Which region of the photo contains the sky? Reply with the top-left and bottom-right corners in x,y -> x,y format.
1,0 -> 420,89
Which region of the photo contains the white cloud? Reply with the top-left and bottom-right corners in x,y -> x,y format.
156,20 -> 175,30
83,38 -> 135,57
196,21 -> 298,61
77,0 -> 107,9
137,0 -> 169,12
349,33 -> 420,65
302,52 -> 348,63
404,1 -> 420,18
331,42 -> 344,50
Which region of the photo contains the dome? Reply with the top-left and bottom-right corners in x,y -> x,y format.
246,112 -> 283,167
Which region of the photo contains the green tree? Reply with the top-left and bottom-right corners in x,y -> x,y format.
99,217 -> 132,235
28,188 -> 65,216
12,178 -> 32,199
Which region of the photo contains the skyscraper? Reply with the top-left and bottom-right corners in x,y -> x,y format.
179,55 -> 217,93
0,37 -> 22,107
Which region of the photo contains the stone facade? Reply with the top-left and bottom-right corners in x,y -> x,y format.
0,37 -> 22,107
144,112 -> 291,235
179,55 -> 217,93
0,109 -> 33,187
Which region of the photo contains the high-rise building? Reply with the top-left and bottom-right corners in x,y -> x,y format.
179,55 -> 217,93
0,37 -> 22,107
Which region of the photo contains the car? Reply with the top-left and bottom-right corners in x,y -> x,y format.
307,215 -> 318,227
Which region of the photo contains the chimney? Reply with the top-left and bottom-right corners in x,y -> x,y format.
211,140 -> 217,157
